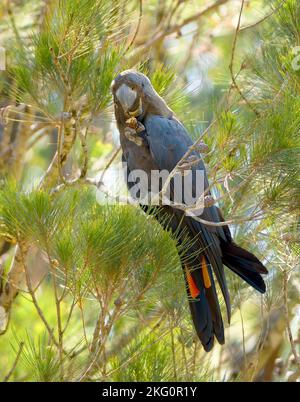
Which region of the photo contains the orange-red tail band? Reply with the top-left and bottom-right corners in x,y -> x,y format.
202,255 -> 212,288
185,265 -> 200,298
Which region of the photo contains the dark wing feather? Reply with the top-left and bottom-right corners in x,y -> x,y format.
144,114 -> 231,321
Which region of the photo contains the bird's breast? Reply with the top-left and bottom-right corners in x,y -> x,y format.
120,131 -> 158,175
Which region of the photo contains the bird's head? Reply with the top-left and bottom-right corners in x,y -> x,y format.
111,70 -> 172,124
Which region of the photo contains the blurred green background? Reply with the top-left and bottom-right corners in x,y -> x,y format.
0,0 -> 299,382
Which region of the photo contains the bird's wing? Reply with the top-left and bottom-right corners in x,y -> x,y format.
144,114 -> 231,321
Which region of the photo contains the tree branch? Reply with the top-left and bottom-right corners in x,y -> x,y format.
3,341 -> 24,382
129,0 -> 230,61
229,0 -> 260,116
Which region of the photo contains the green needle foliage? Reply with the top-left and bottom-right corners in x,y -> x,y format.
17,332 -> 61,382
0,0 -> 299,382
9,0 -> 126,118
0,183 -> 193,381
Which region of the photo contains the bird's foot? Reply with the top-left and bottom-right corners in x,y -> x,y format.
126,117 -> 145,132
124,127 -> 143,146
125,118 -> 145,146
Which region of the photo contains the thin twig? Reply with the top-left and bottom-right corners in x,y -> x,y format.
240,0 -> 287,32
125,0 -> 143,51
157,120 -> 217,203
79,128 -> 89,179
3,341 -> 24,382
282,269 -> 300,368
6,0 -> 23,45
229,0 -> 260,116
99,146 -> 121,185
239,305 -> 247,375
18,242 -> 59,348
170,320 -> 178,381
129,0 -> 230,61
46,247 -> 64,378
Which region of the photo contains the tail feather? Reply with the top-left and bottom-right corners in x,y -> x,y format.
205,270 -> 225,345
182,231 -> 268,350
224,262 -> 266,293
188,294 -> 214,352
221,241 -> 268,293
184,257 -> 225,351
198,256 -> 224,344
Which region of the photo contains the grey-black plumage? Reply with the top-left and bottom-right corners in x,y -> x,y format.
111,70 -> 268,352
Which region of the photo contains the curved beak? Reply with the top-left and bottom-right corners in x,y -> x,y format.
115,84 -> 137,113
115,84 -> 143,117
128,98 -> 143,117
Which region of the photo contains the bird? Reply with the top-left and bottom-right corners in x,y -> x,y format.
111,70 -> 268,352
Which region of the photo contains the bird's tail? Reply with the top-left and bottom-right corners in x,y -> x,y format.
184,256 -> 224,352
184,243 -> 268,351
221,240 -> 268,293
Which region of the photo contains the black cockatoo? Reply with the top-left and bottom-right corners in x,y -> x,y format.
111,70 -> 268,351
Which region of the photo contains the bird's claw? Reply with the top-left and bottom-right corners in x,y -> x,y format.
126,117 -> 145,132
125,119 -> 145,146
195,141 -> 209,153
204,195 -> 215,207
124,128 -> 143,146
